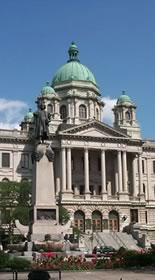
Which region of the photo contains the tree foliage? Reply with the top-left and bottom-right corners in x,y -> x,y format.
58,206 -> 70,225
0,181 -> 32,242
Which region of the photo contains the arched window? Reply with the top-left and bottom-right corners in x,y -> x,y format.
2,178 -> 9,182
47,104 -> 53,114
74,210 -> 85,232
21,178 -> 28,183
125,111 -> 131,121
96,108 -> 99,120
143,183 -> 145,194
109,210 -> 119,232
79,105 -> 87,119
92,210 -> 102,231
60,105 -> 67,119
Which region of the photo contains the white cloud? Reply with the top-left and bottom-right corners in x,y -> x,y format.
0,99 -> 28,129
102,96 -> 117,125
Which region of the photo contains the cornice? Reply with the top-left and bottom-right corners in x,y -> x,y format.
60,200 -> 146,206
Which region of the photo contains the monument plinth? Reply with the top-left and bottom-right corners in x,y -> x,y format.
30,143 -> 59,240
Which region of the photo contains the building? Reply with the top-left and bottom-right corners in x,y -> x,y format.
1,42 -> 155,240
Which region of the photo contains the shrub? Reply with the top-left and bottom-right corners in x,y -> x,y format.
7,257 -> 31,269
0,252 -> 10,269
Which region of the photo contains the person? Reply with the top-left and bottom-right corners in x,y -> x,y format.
33,102 -> 51,143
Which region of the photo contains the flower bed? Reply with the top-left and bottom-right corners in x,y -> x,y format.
1,248 -> 155,270
31,249 -> 155,270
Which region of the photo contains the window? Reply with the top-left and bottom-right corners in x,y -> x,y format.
125,111 -> 131,121
21,154 -> 29,169
60,105 -> 67,119
130,209 -> 138,223
153,161 -> 155,174
2,153 -> 10,168
47,104 -> 53,114
96,108 -> 99,120
143,183 -> 145,194
79,105 -> 87,119
2,178 -> 9,182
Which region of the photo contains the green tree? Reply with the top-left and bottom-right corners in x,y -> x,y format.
58,206 -> 70,225
0,181 -> 31,244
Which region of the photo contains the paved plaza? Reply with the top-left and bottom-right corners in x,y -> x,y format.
1,270 -> 155,280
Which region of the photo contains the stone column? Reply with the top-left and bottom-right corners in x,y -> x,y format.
117,151 -> 123,193
55,151 -> 60,195
132,155 -> 137,197
101,149 -> 107,200
114,157 -> 118,194
122,151 -> 128,192
67,148 -> 72,193
138,153 -> 144,201
121,151 -> 129,201
84,148 -> 90,199
61,147 -> 66,192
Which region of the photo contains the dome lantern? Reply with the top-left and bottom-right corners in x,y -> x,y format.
68,41 -> 79,62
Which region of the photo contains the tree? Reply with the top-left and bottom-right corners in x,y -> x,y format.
0,181 -> 31,244
58,206 -> 70,225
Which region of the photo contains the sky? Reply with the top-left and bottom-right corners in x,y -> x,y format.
0,0 -> 155,138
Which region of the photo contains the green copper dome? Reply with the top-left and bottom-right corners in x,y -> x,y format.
52,42 -> 97,87
41,81 -> 55,95
24,109 -> 33,122
117,91 -> 133,105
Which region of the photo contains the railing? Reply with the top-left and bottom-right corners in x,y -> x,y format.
0,269 -> 61,280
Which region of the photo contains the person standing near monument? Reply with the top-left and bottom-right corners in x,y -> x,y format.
33,101 -> 51,143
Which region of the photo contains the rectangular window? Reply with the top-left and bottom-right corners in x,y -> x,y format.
21,154 -> 29,169
130,209 -> 138,223
153,161 -> 155,174
2,153 -> 10,168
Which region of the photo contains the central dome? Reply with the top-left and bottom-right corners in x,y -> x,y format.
52,42 -> 97,87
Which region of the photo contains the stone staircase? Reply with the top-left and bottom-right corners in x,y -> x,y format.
83,232 -> 140,251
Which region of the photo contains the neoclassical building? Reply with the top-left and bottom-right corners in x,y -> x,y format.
1,42 -> 155,240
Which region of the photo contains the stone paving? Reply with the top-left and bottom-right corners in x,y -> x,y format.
1,270 -> 155,280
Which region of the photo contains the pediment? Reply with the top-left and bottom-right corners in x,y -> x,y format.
59,120 -> 129,139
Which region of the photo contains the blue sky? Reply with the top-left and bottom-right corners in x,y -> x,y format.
0,0 -> 155,138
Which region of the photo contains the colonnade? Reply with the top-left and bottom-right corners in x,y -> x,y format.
57,147 -> 144,200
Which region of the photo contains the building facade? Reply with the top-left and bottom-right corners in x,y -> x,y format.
1,42 -> 155,238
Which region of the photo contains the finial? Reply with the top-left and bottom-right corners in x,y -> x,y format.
68,41 -> 80,62
45,81 -> 50,86
29,108 -> 32,112
122,90 -> 126,95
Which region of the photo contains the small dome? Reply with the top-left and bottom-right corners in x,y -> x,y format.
52,42 -> 97,87
117,91 -> 133,105
41,81 -> 55,95
24,109 -> 33,122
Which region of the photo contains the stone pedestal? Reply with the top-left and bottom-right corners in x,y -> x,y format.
119,192 -> 129,201
30,143 -> 59,239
